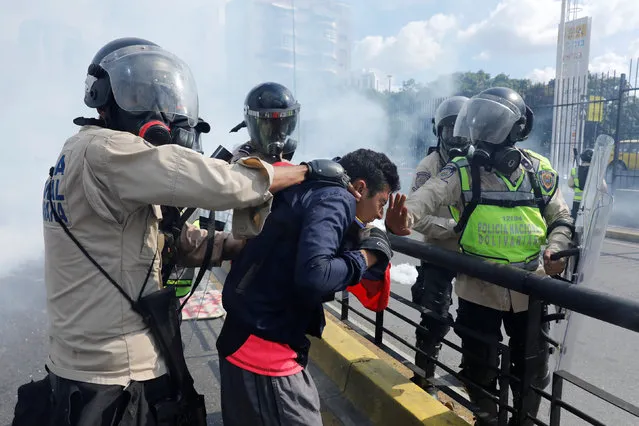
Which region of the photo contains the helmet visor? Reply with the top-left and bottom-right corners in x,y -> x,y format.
457,97 -> 522,145
245,105 -> 299,155
434,96 -> 467,128
100,45 -> 199,126
453,102 -> 471,140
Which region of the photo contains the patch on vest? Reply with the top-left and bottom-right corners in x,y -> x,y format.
412,171 -> 431,191
438,164 -> 456,183
538,170 -> 556,191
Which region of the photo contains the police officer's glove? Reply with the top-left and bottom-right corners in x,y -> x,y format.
359,227 -> 393,280
302,159 -> 351,189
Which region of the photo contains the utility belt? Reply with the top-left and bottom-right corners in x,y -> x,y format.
40,173 -> 207,426
510,257 -> 540,271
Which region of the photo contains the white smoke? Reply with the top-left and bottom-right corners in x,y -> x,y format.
0,1 -> 459,279
294,89 -> 391,162
390,263 -> 418,286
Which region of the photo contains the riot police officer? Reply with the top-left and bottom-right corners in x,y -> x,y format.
385,88 -> 574,426
229,82 -> 300,164
19,37 -> 354,426
409,95 -> 470,395
568,148 -> 593,219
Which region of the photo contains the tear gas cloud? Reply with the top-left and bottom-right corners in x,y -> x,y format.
0,0 -> 230,278
0,0 -> 456,279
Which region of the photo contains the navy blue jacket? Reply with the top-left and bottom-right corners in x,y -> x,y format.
217,180 -> 368,363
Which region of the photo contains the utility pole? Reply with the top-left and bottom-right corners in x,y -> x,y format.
387,74 -> 392,92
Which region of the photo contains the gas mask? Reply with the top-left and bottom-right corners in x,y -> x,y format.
439,126 -> 471,163
442,138 -> 472,163
139,119 -> 172,146
172,118 -> 210,154
471,141 -> 522,175
106,103 -> 172,146
170,127 -> 202,152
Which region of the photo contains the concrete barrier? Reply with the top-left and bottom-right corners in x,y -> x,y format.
309,311 -> 471,426
606,226 -> 639,243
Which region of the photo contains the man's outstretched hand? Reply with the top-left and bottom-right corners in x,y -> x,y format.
385,193 -> 411,236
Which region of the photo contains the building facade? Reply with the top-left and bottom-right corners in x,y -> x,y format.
225,0 -> 352,99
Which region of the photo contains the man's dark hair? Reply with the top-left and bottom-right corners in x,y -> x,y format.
338,149 -> 400,195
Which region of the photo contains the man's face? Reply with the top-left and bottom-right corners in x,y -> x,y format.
353,179 -> 391,224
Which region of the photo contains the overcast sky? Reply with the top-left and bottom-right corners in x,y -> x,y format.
0,0 -> 637,276
351,0 -> 639,83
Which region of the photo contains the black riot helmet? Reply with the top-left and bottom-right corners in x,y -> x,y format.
243,82 -> 300,157
432,96 -> 470,162
580,148 -> 594,163
458,87 -> 534,146
455,87 -> 534,175
83,37 -> 200,146
84,37 -> 159,109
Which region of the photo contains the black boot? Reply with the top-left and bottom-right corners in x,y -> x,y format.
465,384 -> 499,426
414,338 -> 443,396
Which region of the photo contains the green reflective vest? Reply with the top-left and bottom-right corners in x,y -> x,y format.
448,151 -> 557,268
570,167 -> 583,202
165,214 -> 200,298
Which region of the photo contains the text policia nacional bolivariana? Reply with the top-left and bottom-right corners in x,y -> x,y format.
476,216 -> 545,248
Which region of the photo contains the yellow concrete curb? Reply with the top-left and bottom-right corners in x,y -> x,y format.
606,227 -> 639,243
309,311 -> 471,426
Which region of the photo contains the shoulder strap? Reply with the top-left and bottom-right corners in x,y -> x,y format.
45,168 -> 156,313
179,210 -> 216,310
521,150 -> 550,214
453,162 -> 481,233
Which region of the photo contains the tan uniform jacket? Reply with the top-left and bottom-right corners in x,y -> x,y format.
174,216 -> 237,268
409,152 -> 459,253
405,155 -> 573,312
43,126 -> 274,386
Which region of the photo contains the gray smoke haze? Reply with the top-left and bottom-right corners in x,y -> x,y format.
0,1 -> 455,280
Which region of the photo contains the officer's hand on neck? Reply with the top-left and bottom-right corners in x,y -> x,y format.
269,160 -> 362,200
269,165 -> 310,193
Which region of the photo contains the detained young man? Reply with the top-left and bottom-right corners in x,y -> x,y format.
216,148 -> 401,426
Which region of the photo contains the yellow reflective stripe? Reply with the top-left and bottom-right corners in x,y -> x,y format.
165,279 -> 193,287
573,170 -> 582,197
449,206 -> 460,222
496,169 -> 525,191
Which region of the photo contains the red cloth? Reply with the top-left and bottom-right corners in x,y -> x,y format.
272,160 -> 294,167
226,334 -> 303,377
347,263 -> 392,312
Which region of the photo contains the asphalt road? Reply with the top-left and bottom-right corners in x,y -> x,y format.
0,260 -> 232,426
326,236 -> 639,426
0,264 -> 369,426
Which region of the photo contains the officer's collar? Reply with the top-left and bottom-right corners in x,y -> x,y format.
73,116 -> 106,128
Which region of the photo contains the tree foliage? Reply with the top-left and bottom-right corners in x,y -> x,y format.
359,70 -> 639,164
